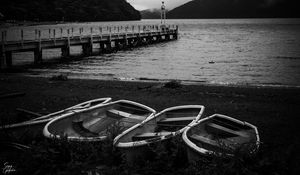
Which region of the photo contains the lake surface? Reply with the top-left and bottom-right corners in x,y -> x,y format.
2,19 -> 300,87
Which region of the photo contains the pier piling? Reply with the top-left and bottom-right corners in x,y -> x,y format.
34,47 -> 42,64
1,31 -> 6,69
5,51 -> 12,67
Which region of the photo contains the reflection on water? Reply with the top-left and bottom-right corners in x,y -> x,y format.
4,19 -> 300,87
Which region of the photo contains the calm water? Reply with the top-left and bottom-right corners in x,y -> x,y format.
2,19 -> 300,87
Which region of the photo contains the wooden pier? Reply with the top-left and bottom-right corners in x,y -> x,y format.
0,25 -> 178,69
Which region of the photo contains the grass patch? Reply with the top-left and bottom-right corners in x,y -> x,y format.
164,80 -> 182,89
0,128 -> 297,175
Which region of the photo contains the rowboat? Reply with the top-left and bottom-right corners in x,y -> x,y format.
0,97 -> 112,140
182,114 -> 260,162
43,100 -> 156,142
114,105 -> 205,163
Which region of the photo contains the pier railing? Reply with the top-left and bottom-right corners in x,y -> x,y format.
0,24 -> 178,69
0,24 -> 178,42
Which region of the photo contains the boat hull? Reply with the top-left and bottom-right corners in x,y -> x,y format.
120,135 -> 182,164
182,114 -> 260,163
0,98 -> 112,141
43,100 -> 156,142
114,105 -> 205,164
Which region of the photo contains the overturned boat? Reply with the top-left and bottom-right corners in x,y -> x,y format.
114,105 -> 205,163
182,114 -> 260,162
0,97 -> 112,140
43,100 -> 156,142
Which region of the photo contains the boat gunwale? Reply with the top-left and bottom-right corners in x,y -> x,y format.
113,105 -> 205,148
43,99 -> 156,142
31,97 -> 112,121
182,114 -> 260,157
0,97 -> 112,130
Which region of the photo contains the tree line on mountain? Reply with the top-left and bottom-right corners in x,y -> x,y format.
141,0 -> 299,19
0,0 -> 140,22
167,0 -> 299,19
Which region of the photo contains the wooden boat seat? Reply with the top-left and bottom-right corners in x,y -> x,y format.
133,131 -> 172,139
107,109 -> 145,120
72,121 -> 99,137
189,134 -> 235,150
82,117 -> 102,129
158,116 -> 195,123
189,134 -> 220,147
76,116 -> 117,135
207,123 -> 249,138
212,118 -> 253,131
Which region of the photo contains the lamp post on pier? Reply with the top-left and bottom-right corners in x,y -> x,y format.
161,1 -> 166,25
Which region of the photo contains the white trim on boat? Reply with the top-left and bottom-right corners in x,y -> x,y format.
43,99 -> 156,142
114,105 -> 205,148
182,114 -> 260,156
0,97 -> 112,130
31,97 -> 112,121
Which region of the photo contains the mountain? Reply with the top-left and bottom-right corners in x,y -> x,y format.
140,9 -> 170,19
140,9 -> 161,19
0,0 -> 141,22
167,0 -> 299,18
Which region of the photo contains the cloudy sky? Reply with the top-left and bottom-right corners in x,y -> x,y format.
127,0 -> 193,10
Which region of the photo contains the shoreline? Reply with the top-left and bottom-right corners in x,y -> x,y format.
3,71 -> 300,90
21,75 -> 300,90
1,74 -> 299,125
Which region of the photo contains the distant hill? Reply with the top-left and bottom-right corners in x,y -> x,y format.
168,0 -> 299,18
140,9 -> 161,19
140,9 -> 170,19
0,0 -> 141,22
